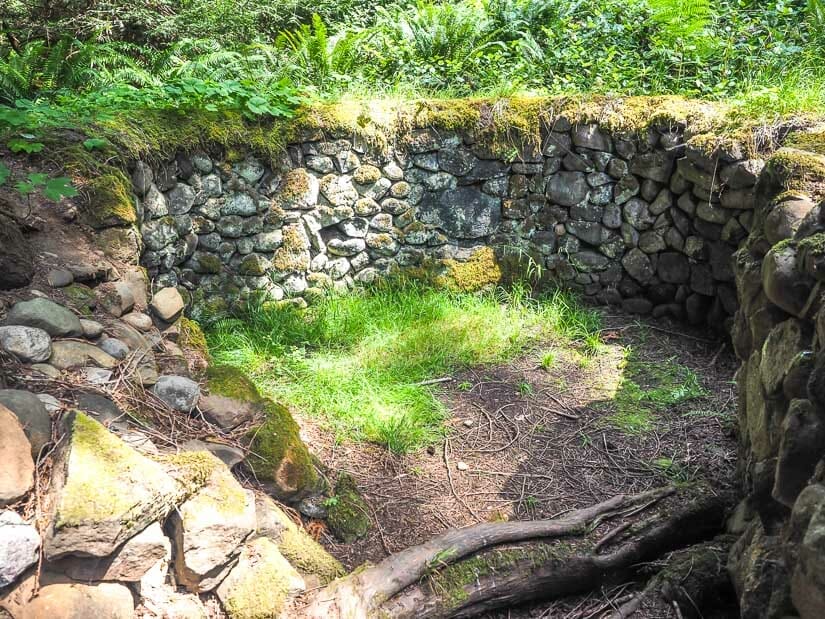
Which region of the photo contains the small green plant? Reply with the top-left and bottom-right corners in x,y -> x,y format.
517,380 -> 533,397
458,381 -> 473,391
322,496 -> 340,508
540,350 -> 556,370
650,456 -> 695,484
524,495 -> 539,509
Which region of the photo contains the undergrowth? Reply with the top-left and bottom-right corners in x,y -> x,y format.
206,281 -> 601,453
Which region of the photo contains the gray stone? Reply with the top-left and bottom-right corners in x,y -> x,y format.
306,155 -> 335,174
320,174 -> 359,207
216,215 -> 244,238
253,230 -> 283,252
142,218 -> 179,250
0,511 -> 40,587
80,319 -> 104,339
423,172 -> 457,192
721,159 -> 764,189
75,392 -> 125,428
234,157 -> 265,184
566,221 -> 607,245
221,192 -> 257,216
0,389 -> 52,458
0,326 -> 51,363
546,172 -> 588,206
131,161 -> 153,196
602,204 -> 622,229
121,312 -> 153,332
46,269 -> 74,288
638,229 -> 666,253
622,248 -> 654,284
657,252 -> 690,284
200,394 -> 257,431
275,169 -> 320,210
338,218 -> 369,238
152,376 -> 200,412
0,405 -> 34,505
438,148 -> 476,176
572,124 -> 612,151
328,237 -> 366,257
772,399 -> 825,507
418,186 -> 501,239
167,184 -> 196,215
613,175 -> 640,204
99,337 -> 130,360
6,298 -> 82,337
326,257 -> 352,279
762,243 -> 814,317
623,198 -> 655,231
630,150 -> 675,183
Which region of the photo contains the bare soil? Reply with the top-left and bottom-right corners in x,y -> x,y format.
307,310 -> 739,618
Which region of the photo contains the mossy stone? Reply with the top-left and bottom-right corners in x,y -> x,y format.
206,365 -> 261,403
83,171 -> 138,229
179,317 -> 211,361
246,400 -> 318,500
437,246 -> 503,292
326,473 -> 370,543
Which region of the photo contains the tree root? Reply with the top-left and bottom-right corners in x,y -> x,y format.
295,486 -> 732,618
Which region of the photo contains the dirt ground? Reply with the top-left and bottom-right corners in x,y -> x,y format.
306,310 -> 740,618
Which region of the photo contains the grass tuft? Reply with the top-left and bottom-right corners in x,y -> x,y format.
206,281 -> 601,453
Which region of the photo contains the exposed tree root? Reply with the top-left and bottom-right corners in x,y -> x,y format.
295,486 -> 732,618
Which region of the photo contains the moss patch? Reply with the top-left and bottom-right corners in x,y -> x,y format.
765,147 -> 825,191
246,399 -> 317,498
277,524 -> 346,584
326,473 -> 370,543
179,316 -> 211,361
272,225 -> 310,272
437,247 -> 503,292
207,365 -> 261,402
82,171 -> 138,229
56,412 -> 185,528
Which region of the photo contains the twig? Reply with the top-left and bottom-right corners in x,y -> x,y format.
415,376 -> 453,386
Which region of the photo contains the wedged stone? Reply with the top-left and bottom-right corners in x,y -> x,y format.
765,196 -> 815,246
54,521 -> 170,582
216,537 -> 305,619
0,326 -> 51,363
98,337 -> 129,360
199,391 -> 258,431
0,404 -> 34,506
622,198 -> 655,230
49,341 -> 118,370
760,319 -> 807,396
772,399 -> 825,507
96,281 -> 136,318
721,159 -> 764,189
169,454 -> 256,592
546,172 -> 588,207
79,319 -> 104,338
118,314 -> 151,336
151,286 -> 185,322
74,392 -> 126,428
44,412 -> 198,559
418,186 -> 501,239
621,248 -> 654,284
153,375 -> 200,412
222,192 -> 257,217
167,183 -> 196,215
183,440 -> 245,469
0,390 -> 51,458
131,161 -> 153,196
657,252 -> 690,284
0,511 -> 39,588
571,124 -> 611,151
630,150 -> 675,183
46,269 -> 73,288
762,243 -> 815,317
5,298 -> 82,337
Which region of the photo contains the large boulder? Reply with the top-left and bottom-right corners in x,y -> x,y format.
169,454 -> 256,592
0,511 -> 40,588
44,412 -> 201,559
0,404 -> 34,505
5,299 -> 82,337
0,217 -> 33,290
2,575 -> 134,619
762,243 -> 814,317
215,537 -> 305,619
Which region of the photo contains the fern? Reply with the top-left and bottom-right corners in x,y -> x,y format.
646,0 -> 712,48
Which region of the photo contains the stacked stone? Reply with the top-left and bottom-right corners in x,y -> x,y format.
727,145 -> 825,619
137,120 -> 763,327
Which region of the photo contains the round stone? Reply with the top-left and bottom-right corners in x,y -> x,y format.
152,375 -> 200,412
0,326 -> 51,363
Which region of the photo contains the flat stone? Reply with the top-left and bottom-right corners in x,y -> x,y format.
49,341 -> 118,370
7,578 -> 135,618
55,521 -> 170,582
150,287 -> 185,322
79,319 -> 104,339
5,298 -> 82,337
121,312 -> 153,331
0,404 -> 34,506
169,455 -> 256,592
30,364 -> 60,379
546,172 -> 589,206
0,390 -> 51,459
622,248 -> 654,284
200,393 -> 257,430
0,511 -> 40,588
46,269 -> 74,288
182,440 -> 245,469
44,412 -> 192,559
418,186 -> 501,239
0,326 -> 51,363
36,395 -> 61,415
80,367 -> 113,386
153,375 -> 200,412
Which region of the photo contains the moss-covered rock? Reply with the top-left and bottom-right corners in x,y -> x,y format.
206,365 -> 261,403
437,246 -> 503,292
83,171 -> 138,229
62,283 -> 97,315
179,316 -> 211,361
45,412 -> 205,559
272,224 -> 311,272
255,493 -> 345,585
216,537 -> 304,619
246,400 -> 318,500
326,473 -> 370,543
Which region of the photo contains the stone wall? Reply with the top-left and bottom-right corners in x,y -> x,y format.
134,115 -> 762,326
726,141 -> 825,619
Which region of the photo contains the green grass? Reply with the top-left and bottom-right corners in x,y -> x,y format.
206,280 -> 601,453
604,352 -> 706,434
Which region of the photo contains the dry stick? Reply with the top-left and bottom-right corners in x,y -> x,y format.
443,437 -> 481,522
415,376 -> 454,386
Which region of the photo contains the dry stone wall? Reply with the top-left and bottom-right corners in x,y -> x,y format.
727,142 -> 825,619
135,119 -> 762,326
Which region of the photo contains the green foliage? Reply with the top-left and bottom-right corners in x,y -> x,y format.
206,282 -> 602,453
